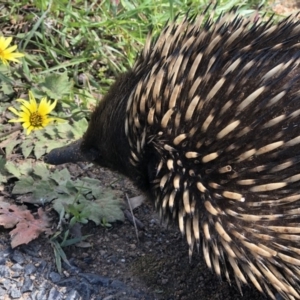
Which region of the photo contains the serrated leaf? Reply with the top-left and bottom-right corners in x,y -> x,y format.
49,168 -> 71,185
5,161 -> 22,178
1,81 -> 14,96
33,163 -> 50,180
76,177 -> 101,196
80,191 -> 124,225
12,177 -> 35,194
0,156 -> 7,175
52,193 -> 85,215
0,174 -> 7,184
34,141 -> 47,159
5,139 -> 21,156
46,141 -> 65,152
21,146 -> 32,159
32,180 -> 57,203
18,161 -> 33,176
21,139 -> 34,158
42,125 -> 56,137
71,118 -> 88,138
39,72 -> 73,99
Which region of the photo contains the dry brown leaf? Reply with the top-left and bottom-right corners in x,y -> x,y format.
0,201 -> 52,248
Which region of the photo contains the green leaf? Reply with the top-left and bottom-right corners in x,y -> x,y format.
46,141 -> 65,152
0,156 -> 7,175
34,141 -> 47,159
5,140 -> 21,156
5,161 -> 21,178
39,72 -> 73,99
33,163 -> 50,180
1,82 -> 14,96
18,161 -> 33,176
71,118 -> 88,139
77,177 -> 101,195
12,177 -> 35,194
20,140 -> 34,158
32,180 -> 57,203
49,168 -> 71,185
53,194 -> 81,215
80,191 -> 124,225
0,174 -> 7,184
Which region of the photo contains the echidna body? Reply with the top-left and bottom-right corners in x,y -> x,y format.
47,8 -> 300,300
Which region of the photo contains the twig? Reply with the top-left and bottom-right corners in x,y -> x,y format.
125,193 -> 140,242
124,210 -> 145,230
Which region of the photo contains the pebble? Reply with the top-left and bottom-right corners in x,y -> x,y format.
21,276 -> 34,293
25,263 -> 36,275
11,251 -> 25,264
49,271 -> 61,283
79,273 -> 110,286
0,242 -> 154,300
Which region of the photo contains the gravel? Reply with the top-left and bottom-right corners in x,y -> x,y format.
0,242 -> 154,300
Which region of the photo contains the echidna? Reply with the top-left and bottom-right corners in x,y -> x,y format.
46,6 -> 300,300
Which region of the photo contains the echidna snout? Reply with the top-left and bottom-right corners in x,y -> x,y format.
46,7 -> 300,300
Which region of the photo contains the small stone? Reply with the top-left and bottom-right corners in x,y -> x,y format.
11,263 -> 23,272
35,260 -> 47,272
75,282 -> 91,300
49,271 -> 61,283
79,273 -> 110,286
103,296 -> 114,300
11,271 -> 21,278
129,244 -> 136,250
57,277 -> 78,287
30,275 -> 36,281
21,276 -> 34,293
0,265 -> 10,278
65,289 -> 81,300
62,262 -> 80,275
48,287 -> 63,300
11,251 -> 24,264
10,287 -> 22,299
83,257 -> 93,264
25,263 -> 36,275
0,248 -> 12,259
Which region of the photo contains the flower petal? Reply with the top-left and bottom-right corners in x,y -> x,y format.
2,36 -> 12,49
5,45 -> 17,53
8,106 -> 22,117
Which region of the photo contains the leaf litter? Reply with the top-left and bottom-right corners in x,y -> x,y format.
0,201 -> 52,248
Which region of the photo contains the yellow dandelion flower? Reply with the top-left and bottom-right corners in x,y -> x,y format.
0,36 -> 24,65
8,91 -> 64,135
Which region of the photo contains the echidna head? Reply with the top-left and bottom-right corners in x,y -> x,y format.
45,71 -> 145,179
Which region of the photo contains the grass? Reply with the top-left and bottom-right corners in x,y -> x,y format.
0,0 -> 275,102
0,0 -> 281,270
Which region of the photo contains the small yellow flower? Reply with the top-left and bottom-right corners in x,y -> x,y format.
8,91 -> 64,135
0,36 -> 24,65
